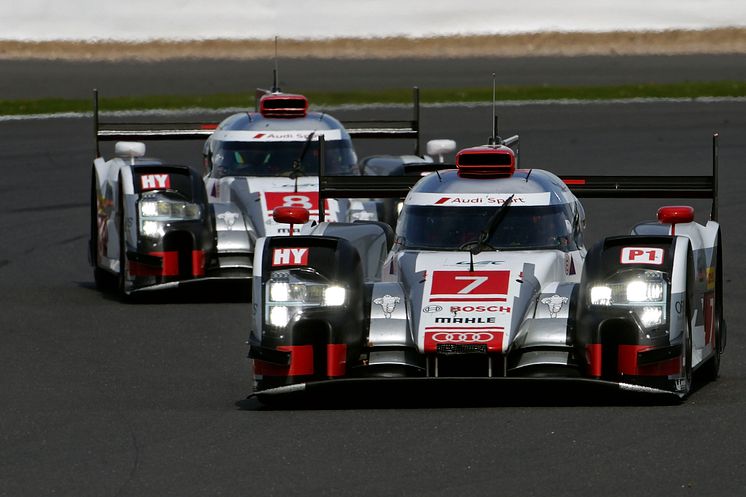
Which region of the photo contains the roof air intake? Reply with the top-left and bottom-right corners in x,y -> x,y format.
259,93 -> 309,118
456,145 -> 516,178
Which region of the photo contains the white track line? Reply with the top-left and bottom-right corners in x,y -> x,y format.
3,96 -> 746,122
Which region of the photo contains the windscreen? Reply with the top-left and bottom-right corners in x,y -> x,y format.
397,204 -> 578,252
210,139 -> 358,177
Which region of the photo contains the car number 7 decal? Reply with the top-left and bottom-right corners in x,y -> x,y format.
429,271 -> 510,301
454,275 -> 489,294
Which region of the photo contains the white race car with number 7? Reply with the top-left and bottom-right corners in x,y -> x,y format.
247,133 -> 726,402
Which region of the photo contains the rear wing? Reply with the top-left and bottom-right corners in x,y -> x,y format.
341,87 -> 420,150
93,87 -> 421,156
317,133 -> 720,222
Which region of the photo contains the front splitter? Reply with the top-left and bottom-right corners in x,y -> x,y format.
130,275 -> 250,294
246,376 -> 681,408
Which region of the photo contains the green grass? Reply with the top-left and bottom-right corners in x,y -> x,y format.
3,81 -> 746,116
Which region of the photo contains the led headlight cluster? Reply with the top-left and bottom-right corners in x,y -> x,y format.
266,270 -> 347,328
590,270 -> 668,328
139,193 -> 202,237
140,194 -> 201,220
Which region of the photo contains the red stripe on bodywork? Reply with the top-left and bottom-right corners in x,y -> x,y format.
563,179 -> 586,185
618,345 -> 681,376
424,331 -> 504,353
429,297 -> 507,302
253,345 -> 314,377
152,251 -> 179,276
128,251 -> 179,277
326,344 -> 347,377
129,251 -> 205,278
586,344 -> 602,377
425,326 -> 504,331
129,261 -> 159,277
192,250 -> 206,277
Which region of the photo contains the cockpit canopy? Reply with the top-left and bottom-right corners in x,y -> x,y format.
396,168 -> 586,252
397,202 -> 581,252
205,108 -> 359,178
208,137 -> 358,178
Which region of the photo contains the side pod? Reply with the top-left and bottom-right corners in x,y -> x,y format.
575,235 -> 692,394
250,236 -> 365,391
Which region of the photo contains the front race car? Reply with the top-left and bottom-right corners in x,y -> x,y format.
245,136 -> 725,403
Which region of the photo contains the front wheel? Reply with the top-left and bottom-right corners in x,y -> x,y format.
677,253 -> 694,397
117,180 -> 130,297
91,170 -> 115,291
679,315 -> 693,397
700,238 -> 724,381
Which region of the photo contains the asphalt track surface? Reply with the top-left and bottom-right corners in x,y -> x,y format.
2,58 -> 746,496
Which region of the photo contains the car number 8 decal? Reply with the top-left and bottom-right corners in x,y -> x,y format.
282,195 -> 313,209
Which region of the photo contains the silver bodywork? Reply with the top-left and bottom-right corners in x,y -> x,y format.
203,111 -> 379,278
371,169 -> 587,374
91,149 -> 219,294
91,88 -> 424,293
632,219 -> 722,367
250,161 -> 723,398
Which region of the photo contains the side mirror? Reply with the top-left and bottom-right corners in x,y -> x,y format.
273,206 -> 310,236
426,139 -> 457,163
114,141 -> 146,159
657,205 -> 694,225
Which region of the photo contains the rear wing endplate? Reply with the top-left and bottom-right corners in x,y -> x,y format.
317,133 -> 721,222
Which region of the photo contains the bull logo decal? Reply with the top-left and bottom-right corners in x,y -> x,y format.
217,211 -> 239,230
373,294 -> 400,319
541,294 -> 568,318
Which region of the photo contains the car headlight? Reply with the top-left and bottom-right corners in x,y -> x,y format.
266,270 -> 347,328
139,194 -> 201,221
138,193 -> 202,238
590,270 -> 668,328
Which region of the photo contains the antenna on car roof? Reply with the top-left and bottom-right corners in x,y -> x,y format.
290,131 -> 316,192
489,73 -> 500,145
712,132 -> 719,221
272,36 -> 281,93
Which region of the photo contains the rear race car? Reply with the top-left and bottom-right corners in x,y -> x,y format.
90,87 -> 430,295
201,91 -> 384,278
90,142 -> 215,294
246,134 -> 725,402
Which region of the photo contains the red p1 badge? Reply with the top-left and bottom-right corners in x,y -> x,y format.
620,247 -> 664,265
272,248 -> 309,267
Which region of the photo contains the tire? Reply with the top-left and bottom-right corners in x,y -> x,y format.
91,169 -> 114,291
681,312 -> 693,397
700,237 -> 723,381
678,250 -> 694,397
117,178 -> 129,297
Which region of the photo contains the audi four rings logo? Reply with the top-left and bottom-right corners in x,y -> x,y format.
430,332 -> 495,343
